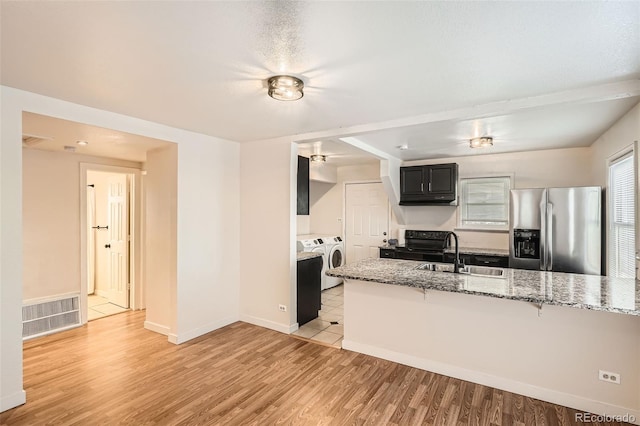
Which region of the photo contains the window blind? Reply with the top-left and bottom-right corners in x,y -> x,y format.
460,177 -> 510,228
608,153 -> 635,278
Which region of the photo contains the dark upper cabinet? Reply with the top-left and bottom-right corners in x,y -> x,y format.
399,163 -> 458,205
297,156 -> 309,215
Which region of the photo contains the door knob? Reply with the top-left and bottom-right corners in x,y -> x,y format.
383,232 -> 387,236
383,239 -> 387,243
105,244 -> 111,249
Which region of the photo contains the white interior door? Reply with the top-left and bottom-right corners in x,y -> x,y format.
107,174 -> 129,308
345,182 -> 389,264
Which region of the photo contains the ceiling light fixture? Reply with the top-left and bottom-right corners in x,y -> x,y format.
267,75 -> 304,101
469,136 -> 494,149
310,154 -> 326,163
76,140 -> 88,146
397,144 -> 409,151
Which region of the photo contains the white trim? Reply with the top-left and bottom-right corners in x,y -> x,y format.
606,143 -> 637,278
290,143 -> 299,330
144,320 -> 170,336
23,323 -> 83,341
80,163 -> 142,326
456,174 -> 514,232
240,314 -> 297,334
168,315 -> 239,344
22,291 -> 80,306
342,339 -> 640,425
607,144 -> 635,164
94,289 -> 109,298
0,390 -> 26,412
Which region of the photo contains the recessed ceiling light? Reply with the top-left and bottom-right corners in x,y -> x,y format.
396,144 -> 409,151
267,75 -> 304,101
469,136 -> 493,149
310,154 -> 326,163
64,145 -> 76,152
76,140 -> 88,146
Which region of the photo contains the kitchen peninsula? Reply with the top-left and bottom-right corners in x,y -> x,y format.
328,259 -> 640,423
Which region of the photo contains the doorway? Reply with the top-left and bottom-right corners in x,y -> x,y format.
81,164 -> 142,324
344,181 -> 390,264
86,169 -> 135,320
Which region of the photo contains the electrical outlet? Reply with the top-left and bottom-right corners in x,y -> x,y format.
599,370 -> 621,384
278,304 -> 287,312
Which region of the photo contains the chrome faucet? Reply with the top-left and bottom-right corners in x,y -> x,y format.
449,232 -> 464,273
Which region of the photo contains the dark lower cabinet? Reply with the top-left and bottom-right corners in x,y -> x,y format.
380,248 -> 396,258
297,256 -> 322,326
444,253 -> 509,267
381,248 -> 509,267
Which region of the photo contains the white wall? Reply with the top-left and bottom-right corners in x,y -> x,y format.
239,138 -> 297,333
397,147 -> 594,249
309,163 -> 381,236
143,146 -> 177,337
344,279 -> 640,422
22,149 -> 141,301
174,133 -> 240,344
1,87 -> 241,412
590,102 -> 640,186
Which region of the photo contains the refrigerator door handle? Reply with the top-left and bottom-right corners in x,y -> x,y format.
547,203 -> 553,272
540,200 -> 547,271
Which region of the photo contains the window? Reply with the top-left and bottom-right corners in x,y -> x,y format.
608,152 -> 635,278
458,176 -> 511,230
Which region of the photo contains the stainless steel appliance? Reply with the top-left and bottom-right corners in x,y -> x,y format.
509,187 -> 602,275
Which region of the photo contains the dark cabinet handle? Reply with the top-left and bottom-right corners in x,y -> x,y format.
105,244 -> 111,249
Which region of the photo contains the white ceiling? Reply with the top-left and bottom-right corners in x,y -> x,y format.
297,140 -> 378,167
348,97 -> 640,161
2,1 -> 639,149
22,112 -> 172,162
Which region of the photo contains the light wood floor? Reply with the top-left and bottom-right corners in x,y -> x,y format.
1,311 -> 627,425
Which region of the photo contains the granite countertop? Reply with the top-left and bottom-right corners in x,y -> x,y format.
297,251 -> 324,261
327,258 -> 640,316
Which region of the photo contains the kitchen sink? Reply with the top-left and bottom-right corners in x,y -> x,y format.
415,263 -> 455,273
460,265 -> 505,278
415,263 -> 505,278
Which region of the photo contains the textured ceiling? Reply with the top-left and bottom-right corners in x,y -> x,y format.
2,1 -> 639,144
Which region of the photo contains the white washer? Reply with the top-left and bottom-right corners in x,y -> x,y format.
323,236 -> 345,289
296,238 -> 327,289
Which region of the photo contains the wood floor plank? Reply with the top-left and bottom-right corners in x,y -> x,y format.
0,311 -> 631,426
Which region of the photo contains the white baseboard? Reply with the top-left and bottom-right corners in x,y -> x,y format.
95,289 -> 109,298
240,314 -> 296,334
1,390 -> 26,413
144,320 -> 169,336
342,340 -> 640,425
170,315 -> 239,345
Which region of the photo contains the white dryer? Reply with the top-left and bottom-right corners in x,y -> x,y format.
323,236 -> 345,289
297,237 -> 327,289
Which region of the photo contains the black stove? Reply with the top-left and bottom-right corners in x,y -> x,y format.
395,230 -> 452,262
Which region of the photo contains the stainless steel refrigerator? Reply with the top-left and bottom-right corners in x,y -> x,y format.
509,187 -> 602,275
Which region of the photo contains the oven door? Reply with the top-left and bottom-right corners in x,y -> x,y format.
395,247 -> 444,262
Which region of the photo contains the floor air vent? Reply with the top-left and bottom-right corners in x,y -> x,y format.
22,295 -> 81,339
